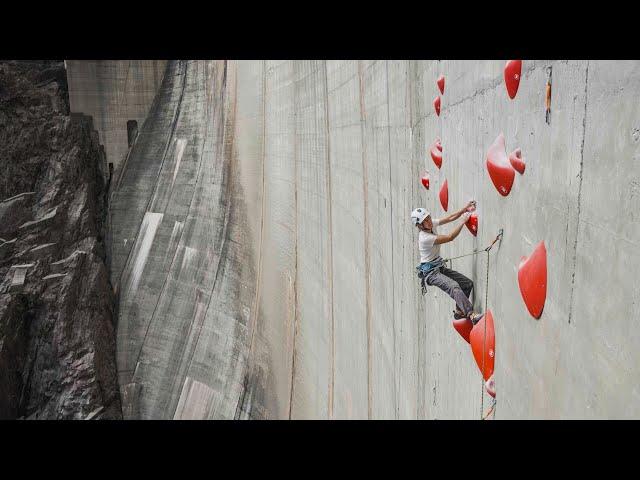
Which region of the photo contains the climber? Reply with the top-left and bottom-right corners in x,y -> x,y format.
412,202 -> 484,325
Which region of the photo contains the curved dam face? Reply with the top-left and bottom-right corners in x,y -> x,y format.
70,60 -> 640,419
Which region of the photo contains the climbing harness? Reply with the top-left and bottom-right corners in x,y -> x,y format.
416,258 -> 445,296
417,229 -> 503,296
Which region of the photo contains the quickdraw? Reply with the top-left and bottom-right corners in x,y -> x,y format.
441,229 -> 504,268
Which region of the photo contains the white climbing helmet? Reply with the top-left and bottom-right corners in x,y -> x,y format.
411,208 -> 430,226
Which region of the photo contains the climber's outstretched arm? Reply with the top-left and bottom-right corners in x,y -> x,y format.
434,212 -> 472,245
437,200 -> 476,226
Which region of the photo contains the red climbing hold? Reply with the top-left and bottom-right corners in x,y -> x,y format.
485,374 -> 496,398
436,138 -> 443,152
430,143 -> 443,169
486,133 -> 515,197
421,173 -> 430,190
452,317 -> 473,344
439,179 -> 448,212
466,212 -> 478,237
434,96 -> 441,116
517,241 -> 547,319
470,310 -> 495,381
437,75 -> 445,95
504,60 -> 522,99
509,148 -> 525,175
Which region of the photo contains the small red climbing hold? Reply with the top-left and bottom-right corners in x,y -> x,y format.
466,212 -> 478,237
430,143 -> 443,169
437,75 -> 445,95
470,310 -> 495,381
421,173 -> 430,190
509,148 -> 525,175
485,374 -> 496,398
504,60 -> 522,99
434,96 -> 441,116
439,179 -> 448,212
486,133 -> 515,197
517,241 -> 547,319
436,138 -> 443,152
452,317 -> 473,344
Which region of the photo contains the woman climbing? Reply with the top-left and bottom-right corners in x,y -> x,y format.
411,201 -> 484,325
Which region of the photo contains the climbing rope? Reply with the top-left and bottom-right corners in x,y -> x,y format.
422,229 -> 503,419
441,229 -> 503,267
480,248 -> 489,419
442,229 -> 503,420
480,230 -> 502,420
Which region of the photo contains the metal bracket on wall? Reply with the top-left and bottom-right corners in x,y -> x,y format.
545,66 -> 553,125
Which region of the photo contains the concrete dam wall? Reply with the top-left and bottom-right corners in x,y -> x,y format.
67,60 -> 640,419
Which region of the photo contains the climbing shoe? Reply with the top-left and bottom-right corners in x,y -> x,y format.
470,312 -> 485,326
453,309 -> 465,320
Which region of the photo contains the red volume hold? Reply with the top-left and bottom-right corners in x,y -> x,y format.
517,241 -> 547,319
486,132 -> 515,196
509,148 -> 526,175
439,179 -> 448,211
434,96 -> 441,116
470,310 -> 495,381
421,172 -> 430,190
466,212 -> 478,237
437,75 -> 445,95
430,143 -> 443,169
504,60 -> 522,99
452,317 -> 473,344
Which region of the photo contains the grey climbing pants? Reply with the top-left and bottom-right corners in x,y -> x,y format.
425,264 -> 474,317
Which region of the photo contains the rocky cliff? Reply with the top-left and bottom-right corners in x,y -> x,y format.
0,60 -> 121,419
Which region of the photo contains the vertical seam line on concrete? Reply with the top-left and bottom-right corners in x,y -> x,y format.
323,60 -> 336,419
357,61 -> 373,419
384,60 -> 398,419
288,63 -> 300,420
409,60 -> 424,419
245,60 -> 269,418
120,61 -> 132,116
568,61 -> 589,325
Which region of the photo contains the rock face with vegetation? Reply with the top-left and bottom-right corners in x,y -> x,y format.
0,60 -> 121,419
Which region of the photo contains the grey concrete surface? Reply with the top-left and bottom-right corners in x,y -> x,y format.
71,60 -> 640,419
66,60 -> 167,170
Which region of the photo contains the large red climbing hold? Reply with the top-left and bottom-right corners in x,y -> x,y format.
421,172 -> 430,190
486,133 -> 515,196
437,75 -> 445,95
439,179 -> 448,212
452,317 -> 473,344
509,148 -> 525,175
485,374 -> 496,398
504,60 -> 522,99
517,241 -> 547,319
434,96 -> 441,116
430,143 -> 443,169
470,310 -> 495,381
466,212 -> 478,237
